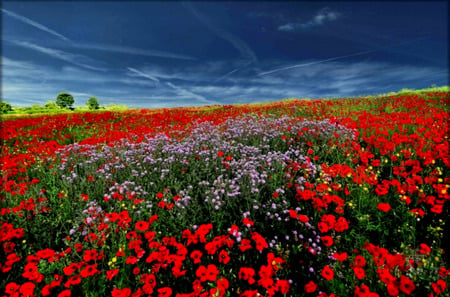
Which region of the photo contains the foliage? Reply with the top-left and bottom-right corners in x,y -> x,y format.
0,101 -> 12,113
56,92 -> 75,109
44,101 -> 60,109
86,97 -> 100,110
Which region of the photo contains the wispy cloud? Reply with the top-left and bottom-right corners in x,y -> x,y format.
5,40 -> 107,71
127,67 -> 160,83
258,50 -> 375,76
1,8 -> 70,42
166,82 -> 218,105
75,43 -> 197,61
214,60 -> 253,83
126,65 -> 219,105
278,7 -> 340,31
1,8 -> 197,61
182,2 -> 258,64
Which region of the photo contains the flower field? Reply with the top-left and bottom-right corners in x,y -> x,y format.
1,92 -> 449,297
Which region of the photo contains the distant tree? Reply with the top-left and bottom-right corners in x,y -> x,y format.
44,101 -> 59,109
86,96 -> 100,110
56,92 -> 74,109
0,101 -> 12,113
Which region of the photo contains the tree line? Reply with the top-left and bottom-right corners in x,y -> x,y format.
1,92 -> 100,113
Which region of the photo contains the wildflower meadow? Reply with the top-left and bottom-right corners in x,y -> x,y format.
1,91 -> 449,297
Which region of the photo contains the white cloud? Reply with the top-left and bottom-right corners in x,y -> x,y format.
6,40 -> 107,71
127,67 -> 160,83
1,8 -> 71,42
278,7 -> 340,31
182,2 -> 258,64
74,43 -> 197,61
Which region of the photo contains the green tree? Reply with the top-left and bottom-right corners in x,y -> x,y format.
86,96 -> 100,110
44,101 -> 59,109
0,101 -> 12,114
56,92 -> 74,109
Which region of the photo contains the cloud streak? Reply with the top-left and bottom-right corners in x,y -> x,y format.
278,7 -> 340,31
165,82 -> 218,105
75,43 -> 197,61
126,66 -> 219,105
127,67 -> 160,82
1,9 -> 197,61
6,40 -> 107,71
258,50 -> 375,76
1,8 -> 71,42
182,2 -> 258,64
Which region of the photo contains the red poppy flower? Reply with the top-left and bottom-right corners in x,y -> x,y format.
239,267 -> 256,285
321,235 -> 333,247
190,250 -> 203,264
112,288 -> 132,297
206,264 -> 219,281
432,279 -> 447,294
399,275 -> 415,295
57,289 -> 72,297
276,279 -> 290,294
377,202 -> 391,212
332,252 -> 348,261
218,250 -> 230,264
353,255 -> 366,267
298,214 -> 309,223
387,283 -> 399,297
106,269 -> 119,281
304,280 -> 317,293
157,287 -> 172,297
321,265 -> 334,281
353,266 -> 365,280
80,264 -> 99,278
19,282 -> 36,296
135,221 -> 149,232
239,239 -> 252,252
5,282 -> 20,295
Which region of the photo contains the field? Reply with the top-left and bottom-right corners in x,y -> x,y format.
1,91 -> 449,297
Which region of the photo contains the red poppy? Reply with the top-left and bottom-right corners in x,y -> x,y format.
251,232 -> 268,251
298,214 -> 309,223
218,250 -> 230,264
57,289 -> 72,297
106,269 -> 119,281
190,250 -> 203,264
276,279 -> 290,294
80,264 -> 99,278
304,280 -> 317,293
377,202 -> 391,212
398,275 -> 415,295
135,221 -> 149,232
321,235 -> 333,247
5,282 -> 20,295
321,265 -> 334,281
19,282 -> 36,296
431,279 -> 447,294
239,267 -> 256,285
353,255 -> 367,267
332,252 -> 348,261
157,287 -> 172,297
353,266 -> 365,280
112,288 -> 132,297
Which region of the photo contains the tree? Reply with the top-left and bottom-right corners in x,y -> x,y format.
0,101 -> 12,114
56,92 -> 74,109
44,101 -> 59,109
86,96 -> 100,110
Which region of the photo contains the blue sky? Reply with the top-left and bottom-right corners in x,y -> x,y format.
1,1 -> 448,108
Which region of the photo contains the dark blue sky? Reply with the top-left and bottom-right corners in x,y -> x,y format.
1,1 -> 448,108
